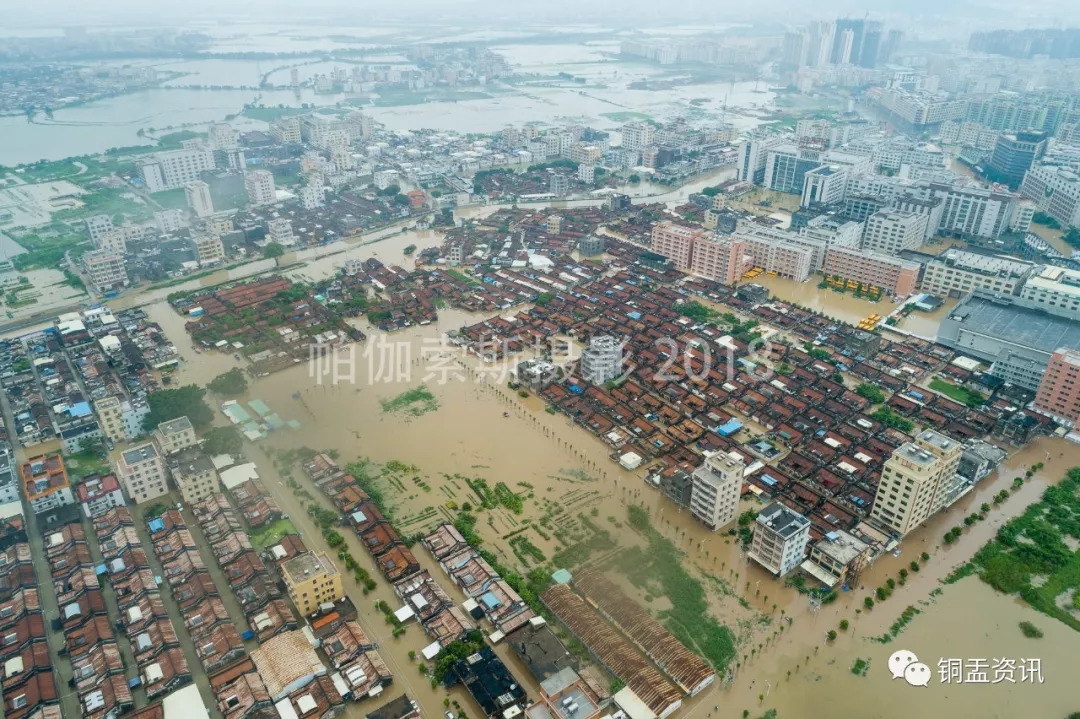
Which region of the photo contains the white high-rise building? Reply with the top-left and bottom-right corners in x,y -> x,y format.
580,336 -> 624,384
268,217 -> 296,246
85,214 -> 114,245
83,250 -> 128,292
137,145 -> 215,191
116,442 -> 169,504
860,210 -> 927,255
185,180 -> 215,218
748,503 -> 811,576
620,121 -> 654,152
300,185 -> 325,210
245,169 -> 277,206
208,122 -> 239,151
690,452 -> 744,531
870,429 -> 962,537
154,208 -> 188,233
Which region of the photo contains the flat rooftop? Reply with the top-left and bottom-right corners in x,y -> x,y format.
282,551 -> 336,581
158,416 -> 194,435
122,443 -> 159,465
756,502 -> 809,538
940,291 -> 1080,355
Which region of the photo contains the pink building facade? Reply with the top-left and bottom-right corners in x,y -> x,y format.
1034,348 -> 1080,428
823,246 -> 919,297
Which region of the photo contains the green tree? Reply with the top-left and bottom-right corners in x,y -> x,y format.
535,291 -> 555,306
202,426 -> 243,456
855,383 -> 885,404
144,385 -> 213,430
263,242 -> 285,259
827,630 -> 837,641
208,368 -> 249,396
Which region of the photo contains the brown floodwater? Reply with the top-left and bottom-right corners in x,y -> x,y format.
138,216 -> 1080,719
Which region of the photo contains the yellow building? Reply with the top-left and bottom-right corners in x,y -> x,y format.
281,552 -> 343,616
94,396 -> 125,443
870,429 -> 962,537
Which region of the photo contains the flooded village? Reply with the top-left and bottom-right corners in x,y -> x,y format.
4,13 -> 1080,719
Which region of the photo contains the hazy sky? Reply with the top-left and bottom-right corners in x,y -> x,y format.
0,0 -> 1074,37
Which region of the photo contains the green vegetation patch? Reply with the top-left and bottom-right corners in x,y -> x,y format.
600,111 -> 652,122
379,384 -> 439,416
250,518 -> 299,551
964,467 -> 1080,631
611,505 -> 737,671
929,378 -> 986,407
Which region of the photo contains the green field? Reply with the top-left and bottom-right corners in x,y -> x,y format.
250,518 -> 299,550
601,111 -> 652,122
929,378 -> 986,407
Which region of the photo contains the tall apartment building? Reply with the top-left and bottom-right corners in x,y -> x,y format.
136,145 -> 216,192
737,134 -> 789,184
764,145 -> 823,194
869,429 -> 962,536
116,442 -> 169,504
299,185 -> 324,210
245,169 -> 277,206
824,246 -> 919,296
748,503 -> 811,577
167,448 -> 220,505
155,208 -> 188,233
191,234 -> 225,265
185,181 -> 215,218
861,210 -> 927,255
94,229 -> 127,254
690,452 -> 744,531
987,131 -> 1047,189
82,250 -> 129,293
270,116 -> 303,144
580,336 -> 624,385
650,222 -> 703,270
800,165 -> 848,208
268,217 -> 296,246
153,417 -> 198,455
1020,164 -> 1080,229
1020,266 -> 1080,314
690,235 -> 752,286
85,214 -> 114,245
208,122 -> 239,151
620,121 -> 654,152
920,249 -> 1035,298
892,194 -> 944,242
928,181 -> 1018,240
20,453 -> 76,515
1033,348 -> 1080,428
282,552 -> 344,616
94,396 -> 126,443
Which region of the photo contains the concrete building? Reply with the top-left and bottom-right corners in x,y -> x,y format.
690,235 -> 752,286
580,336 -> 624,385
167,448 -> 220,505
299,185 -> 324,210
937,290 -> 1080,390
154,417 -> 198,455
245,170 -> 277,206
155,208 -> 188,233
1020,164 -> 1080,229
185,181 -> 215,218
270,116 -> 302,145
800,165 -> 848,208
737,134 -> 788,185
75,474 -> 126,518
191,234 -> 225,266
1020,266 -> 1080,315
82,250 -> 129,293
736,229 -> 816,282
0,450 -> 17,505
282,552 -> 344,616
137,145 -> 216,192
690,452 -> 744,531
823,246 -> 920,297
861,210 -> 927,255
620,121 -> 654,152
764,145 -> 822,194
1033,348 -> 1080,428
94,396 -> 126,444
650,222 -> 703,271
116,442 -> 169,504
747,503 -> 811,577
870,430 -> 963,537
268,218 -> 296,247
928,181 -> 1017,240
800,529 -> 871,589
549,174 -> 570,196
20,453 -> 75,515
85,214 -> 114,245
891,195 -> 944,241
921,249 -> 1035,298
578,235 -> 605,256
577,165 -> 595,184
94,229 -> 127,254
987,131 -> 1047,189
